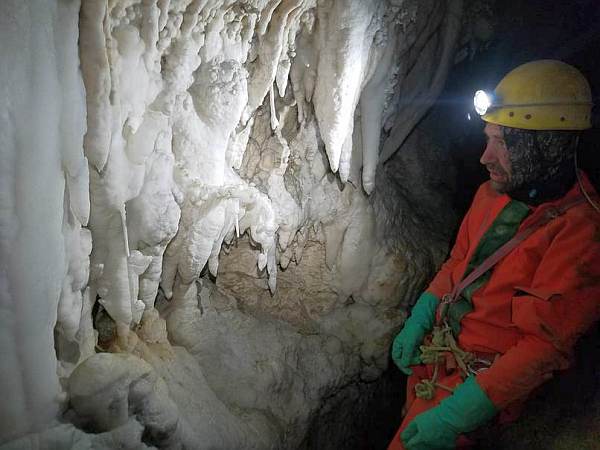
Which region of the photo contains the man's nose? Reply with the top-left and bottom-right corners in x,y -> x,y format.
480,143 -> 496,165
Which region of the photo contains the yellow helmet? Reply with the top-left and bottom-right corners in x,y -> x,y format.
474,60 -> 592,130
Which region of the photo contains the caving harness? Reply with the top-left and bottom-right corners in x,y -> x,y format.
414,194 -> 585,400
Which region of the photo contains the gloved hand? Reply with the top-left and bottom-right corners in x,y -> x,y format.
391,292 -> 439,374
401,376 -> 498,449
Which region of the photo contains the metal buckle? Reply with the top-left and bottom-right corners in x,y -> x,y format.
545,207 -> 561,220
467,358 -> 493,375
441,293 -> 454,304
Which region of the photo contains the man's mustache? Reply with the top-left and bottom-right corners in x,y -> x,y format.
485,164 -> 508,177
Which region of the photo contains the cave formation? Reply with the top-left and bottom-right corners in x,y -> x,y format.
1,0 -> 599,449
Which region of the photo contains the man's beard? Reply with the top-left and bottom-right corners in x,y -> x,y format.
501,127 -> 578,205
485,163 -> 512,194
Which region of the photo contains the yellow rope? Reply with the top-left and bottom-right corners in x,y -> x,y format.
414,324 -> 476,400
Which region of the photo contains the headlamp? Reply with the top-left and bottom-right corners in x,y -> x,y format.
473,90 -> 493,115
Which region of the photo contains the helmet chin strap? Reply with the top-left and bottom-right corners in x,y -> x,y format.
574,140 -> 600,214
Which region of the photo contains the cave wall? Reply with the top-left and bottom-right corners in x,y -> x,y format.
76,0 -> 465,347
0,0 -> 494,448
0,0 -> 87,440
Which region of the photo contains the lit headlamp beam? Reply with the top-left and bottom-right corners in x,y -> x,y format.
474,90 -> 492,115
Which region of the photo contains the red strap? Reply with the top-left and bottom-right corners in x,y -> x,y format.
441,196 -> 585,307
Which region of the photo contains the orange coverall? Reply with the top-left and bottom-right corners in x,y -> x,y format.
389,174 -> 600,449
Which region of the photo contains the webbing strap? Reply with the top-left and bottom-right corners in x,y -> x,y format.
438,195 -> 585,324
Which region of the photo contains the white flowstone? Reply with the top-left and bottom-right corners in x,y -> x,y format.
0,0 -> 471,447
0,0 -> 87,441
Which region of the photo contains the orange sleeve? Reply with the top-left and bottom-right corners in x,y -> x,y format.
477,211 -> 600,409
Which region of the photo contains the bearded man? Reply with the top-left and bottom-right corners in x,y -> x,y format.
388,60 -> 600,450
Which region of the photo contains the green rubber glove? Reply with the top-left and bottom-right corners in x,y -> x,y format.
391,292 -> 439,375
401,376 -> 498,449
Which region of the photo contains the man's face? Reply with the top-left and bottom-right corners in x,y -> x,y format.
480,123 -> 512,193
